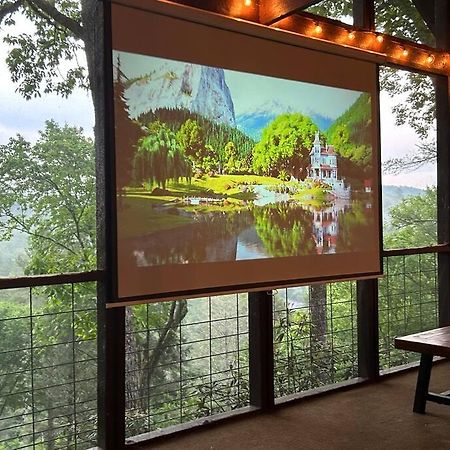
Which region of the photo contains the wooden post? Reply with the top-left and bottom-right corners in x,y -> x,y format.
435,0 -> 450,327
357,279 -> 379,379
248,291 -> 275,409
353,0 -> 375,31
352,0 -> 379,381
97,0 -> 126,448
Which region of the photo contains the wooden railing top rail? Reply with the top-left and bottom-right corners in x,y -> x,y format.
383,243 -> 450,257
0,270 -> 104,290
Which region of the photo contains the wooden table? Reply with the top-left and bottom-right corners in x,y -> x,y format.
395,326 -> 450,413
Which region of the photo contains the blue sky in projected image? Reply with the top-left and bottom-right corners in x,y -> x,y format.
0,18 -> 436,189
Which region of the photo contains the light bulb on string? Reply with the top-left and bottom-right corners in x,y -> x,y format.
314,22 -> 323,34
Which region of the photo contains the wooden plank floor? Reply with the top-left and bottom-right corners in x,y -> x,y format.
135,362 -> 450,450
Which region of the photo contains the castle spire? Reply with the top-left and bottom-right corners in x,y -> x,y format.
314,131 -> 320,146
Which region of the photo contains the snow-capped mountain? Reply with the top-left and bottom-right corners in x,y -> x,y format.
236,100 -> 333,140
124,61 -> 236,126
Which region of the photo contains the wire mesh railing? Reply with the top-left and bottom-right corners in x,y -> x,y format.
273,282 -> 358,398
124,293 -> 249,438
0,282 -> 97,450
379,252 -> 439,370
0,252 -> 443,447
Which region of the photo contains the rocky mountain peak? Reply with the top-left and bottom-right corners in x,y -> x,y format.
124,60 -> 236,127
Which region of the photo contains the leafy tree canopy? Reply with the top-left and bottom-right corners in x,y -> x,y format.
384,187 -> 437,249
0,120 -> 96,274
0,0 -> 90,100
252,113 -> 318,179
135,120 -> 192,189
327,93 -> 372,168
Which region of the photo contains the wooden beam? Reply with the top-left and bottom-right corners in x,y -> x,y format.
357,278 -> 379,380
167,0 -> 259,22
353,0 -> 375,31
260,0 -> 321,25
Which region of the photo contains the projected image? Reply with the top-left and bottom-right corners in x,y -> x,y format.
114,51 -> 376,269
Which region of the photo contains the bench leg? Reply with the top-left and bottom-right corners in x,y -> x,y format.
413,353 -> 433,414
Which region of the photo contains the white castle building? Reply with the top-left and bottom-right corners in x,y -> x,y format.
307,131 -> 350,199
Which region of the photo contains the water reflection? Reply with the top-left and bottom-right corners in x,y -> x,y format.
120,198 -> 374,267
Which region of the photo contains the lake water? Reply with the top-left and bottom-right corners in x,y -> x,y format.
120,190 -> 374,267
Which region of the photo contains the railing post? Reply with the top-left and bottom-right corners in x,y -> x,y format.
97,303 -> 126,449
248,290 -> 275,410
435,0 -> 450,327
357,279 -> 379,379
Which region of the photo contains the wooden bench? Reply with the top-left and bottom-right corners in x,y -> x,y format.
394,326 -> 450,413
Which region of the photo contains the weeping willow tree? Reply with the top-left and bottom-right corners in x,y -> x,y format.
134,120 -> 192,189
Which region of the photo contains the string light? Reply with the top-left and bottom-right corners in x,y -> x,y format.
314,23 -> 323,34
273,16 -> 447,73
244,0 -> 252,5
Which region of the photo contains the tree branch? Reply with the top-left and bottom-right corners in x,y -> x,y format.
2,212 -> 79,256
26,0 -> 84,40
0,0 -> 23,24
146,301 -> 188,380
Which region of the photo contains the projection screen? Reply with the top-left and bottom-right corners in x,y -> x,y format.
110,0 -> 382,301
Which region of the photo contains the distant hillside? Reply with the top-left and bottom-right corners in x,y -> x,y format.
382,185 -> 424,226
326,93 -> 372,169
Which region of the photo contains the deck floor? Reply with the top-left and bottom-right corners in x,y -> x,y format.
136,362 -> 450,450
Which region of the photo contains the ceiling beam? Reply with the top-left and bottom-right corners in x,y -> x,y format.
166,0 -> 259,21
259,0 -> 322,25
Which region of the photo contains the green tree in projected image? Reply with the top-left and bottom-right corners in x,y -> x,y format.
251,113 -> 318,179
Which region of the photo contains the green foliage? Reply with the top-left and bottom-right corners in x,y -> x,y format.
308,2 -> 435,140
115,74 -> 144,197
326,93 -> 372,173
2,0 -> 87,99
140,108 -> 255,171
0,120 -> 96,274
252,204 -> 316,257
135,120 -> 192,189
252,113 -> 318,178
176,118 -> 205,170
384,187 -> 437,250
305,0 -> 352,21
273,284 -> 358,396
